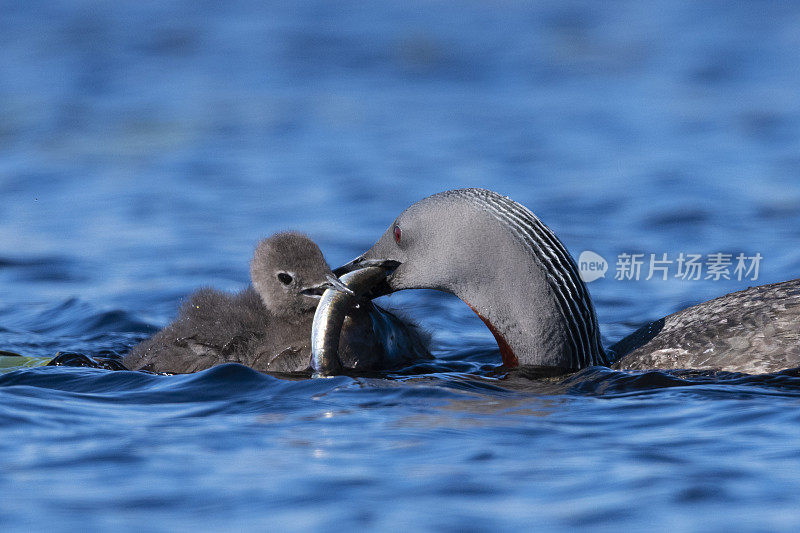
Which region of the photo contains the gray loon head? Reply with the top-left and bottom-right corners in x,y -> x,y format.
336,188 -> 607,371
251,232 -> 342,319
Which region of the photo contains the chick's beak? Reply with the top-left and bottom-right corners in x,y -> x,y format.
300,274 -> 356,298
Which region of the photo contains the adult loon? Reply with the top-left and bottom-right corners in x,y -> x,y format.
333,188 -> 800,375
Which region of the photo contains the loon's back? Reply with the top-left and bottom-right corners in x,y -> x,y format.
611,279 -> 800,374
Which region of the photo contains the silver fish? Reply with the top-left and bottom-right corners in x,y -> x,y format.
311,267 -> 430,376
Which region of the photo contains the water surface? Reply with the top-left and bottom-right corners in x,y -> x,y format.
2,1 -> 800,531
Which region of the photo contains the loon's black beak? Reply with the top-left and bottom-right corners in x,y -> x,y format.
333,257 -> 401,299
300,274 -> 356,298
333,256 -> 401,277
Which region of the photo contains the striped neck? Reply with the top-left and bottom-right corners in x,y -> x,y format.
443,189 -> 607,370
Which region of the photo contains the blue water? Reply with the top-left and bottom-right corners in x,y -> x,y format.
2,1 -> 800,530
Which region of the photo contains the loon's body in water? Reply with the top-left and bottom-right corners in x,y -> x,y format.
608,279 -> 800,374
123,232 -> 429,374
333,188 -> 800,375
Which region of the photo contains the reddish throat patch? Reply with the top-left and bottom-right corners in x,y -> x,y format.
466,303 -> 519,367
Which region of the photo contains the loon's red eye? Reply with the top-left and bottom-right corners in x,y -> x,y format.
393,225 -> 402,243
